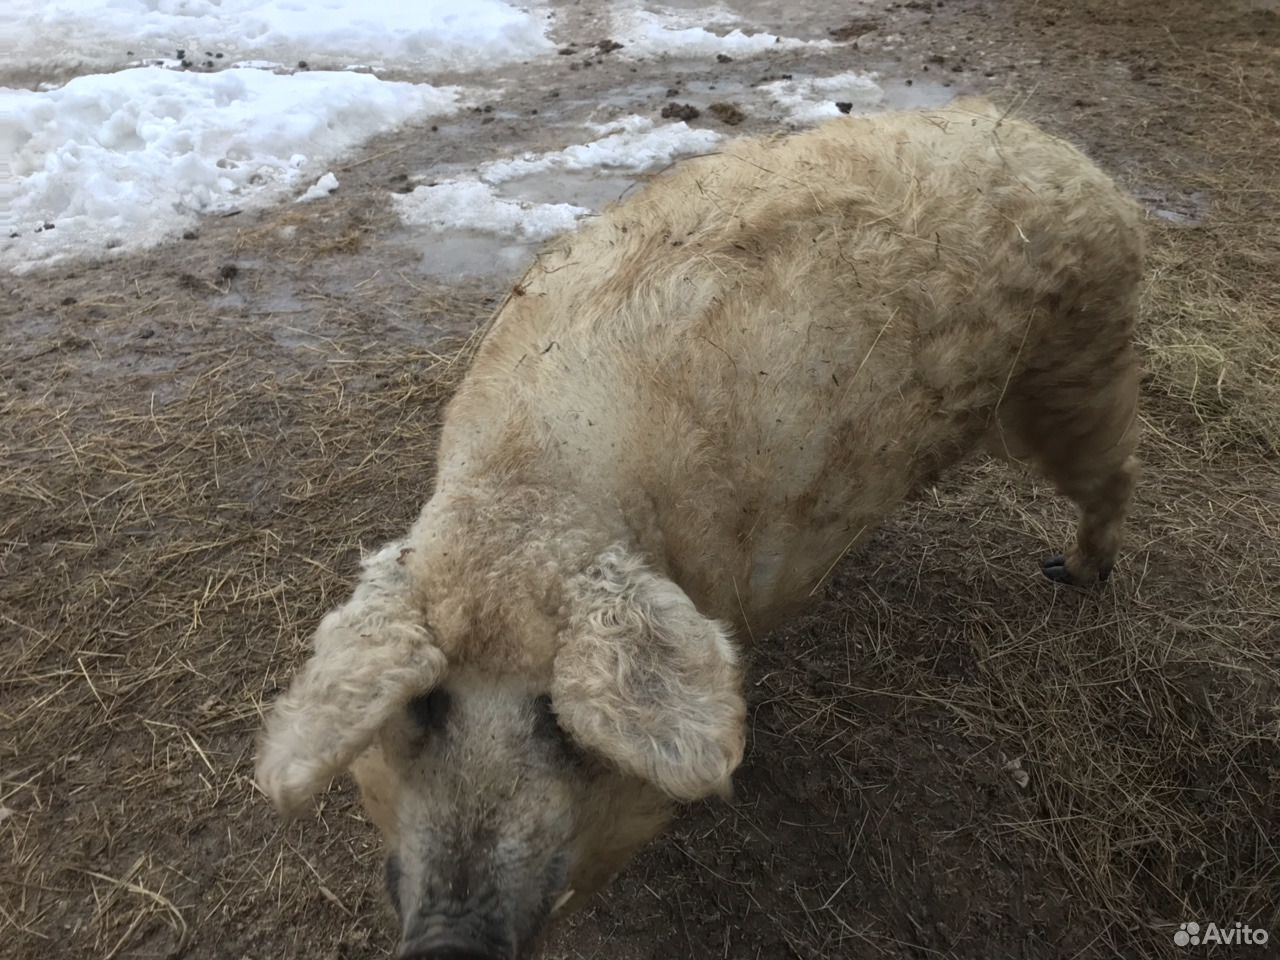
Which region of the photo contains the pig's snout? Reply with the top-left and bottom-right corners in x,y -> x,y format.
397,916 -> 515,960
399,942 -> 506,960
397,902 -> 520,960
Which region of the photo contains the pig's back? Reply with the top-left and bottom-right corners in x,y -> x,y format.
439,103 -> 1142,621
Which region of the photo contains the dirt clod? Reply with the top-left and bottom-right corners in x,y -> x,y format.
660,102 -> 700,121
708,101 -> 746,125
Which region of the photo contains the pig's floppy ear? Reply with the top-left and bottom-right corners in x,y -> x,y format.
552,547 -> 746,802
255,542 -> 445,817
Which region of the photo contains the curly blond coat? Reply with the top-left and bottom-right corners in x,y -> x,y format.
259,98 -> 1142,820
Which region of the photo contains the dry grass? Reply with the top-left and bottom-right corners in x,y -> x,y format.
672,425 -> 1280,957
1132,36 -> 1280,460
0,289 -> 487,957
229,199 -> 394,264
1140,223 -> 1280,459
899,464 -> 1279,944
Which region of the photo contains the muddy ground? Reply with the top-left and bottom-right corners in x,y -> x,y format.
3,0 -> 1279,958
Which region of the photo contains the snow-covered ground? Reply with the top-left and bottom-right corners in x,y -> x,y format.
1,0 -> 894,273
3,68 -> 460,265
2,0 -> 554,74
763,72 -> 885,123
614,8 -> 834,59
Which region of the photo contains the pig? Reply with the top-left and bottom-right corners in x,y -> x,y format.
256,98 -> 1143,959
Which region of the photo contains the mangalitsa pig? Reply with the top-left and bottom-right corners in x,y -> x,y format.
257,98 -> 1142,959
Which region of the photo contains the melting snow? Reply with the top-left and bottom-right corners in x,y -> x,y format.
615,8 -> 833,59
1,67 -> 459,269
762,72 -> 886,123
480,115 -> 722,183
2,0 -> 553,74
394,116 -> 722,241
394,180 -> 589,241
297,171 -> 341,203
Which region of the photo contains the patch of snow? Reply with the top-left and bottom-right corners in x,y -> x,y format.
1,66 -> 459,270
481,115 -> 722,183
393,116 -> 722,242
297,172 -> 340,203
394,180 -> 589,240
232,60 -> 290,72
2,0 -> 552,75
616,8 -> 832,59
761,72 -> 885,124
0,158 -> 16,241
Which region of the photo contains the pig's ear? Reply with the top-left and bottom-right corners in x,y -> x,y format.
256,542 -> 445,817
552,547 -> 746,802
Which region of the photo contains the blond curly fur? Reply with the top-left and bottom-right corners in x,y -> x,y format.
552,547 -> 744,801
258,99 -> 1143,839
256,542 -> 447,815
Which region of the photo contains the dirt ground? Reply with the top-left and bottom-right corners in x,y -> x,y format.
3,0 -> 1279,958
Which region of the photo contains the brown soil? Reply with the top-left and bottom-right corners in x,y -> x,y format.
708,102 -> 747,125
661,101 -> 702,121
3,1 -> 1279,959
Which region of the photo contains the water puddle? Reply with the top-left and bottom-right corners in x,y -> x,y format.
1135,187 -> 1210,228
494,167 -> 637,210
876,76 -> 956,111
409,230 -> 543,280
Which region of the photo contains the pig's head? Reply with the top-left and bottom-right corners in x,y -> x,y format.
256,543 -> 745,959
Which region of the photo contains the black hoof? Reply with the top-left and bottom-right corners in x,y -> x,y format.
1040,555 -> 1073,583
1040,555 -> 1114,585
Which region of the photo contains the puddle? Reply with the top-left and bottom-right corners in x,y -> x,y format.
876,76 -> 956,111
494,167 -> 637,210
402,168 -> 639,280
1135,187 -> 1210,228
588,82 -> 676,111
408,230 -> 543,280
209,288 -> 304,313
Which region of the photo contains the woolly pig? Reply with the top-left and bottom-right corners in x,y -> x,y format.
257,98 -> 1142,959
